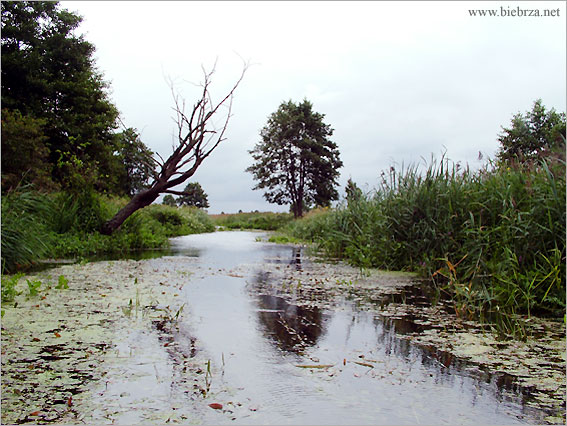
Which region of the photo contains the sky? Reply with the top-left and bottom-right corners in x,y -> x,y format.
61,1 -> 566,214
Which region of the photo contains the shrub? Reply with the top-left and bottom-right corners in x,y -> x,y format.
2,188 -> 216,268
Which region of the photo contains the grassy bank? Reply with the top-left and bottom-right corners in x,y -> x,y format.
1,188 -> 214,273
278,156 -> 566,335
211,211 -> 293,230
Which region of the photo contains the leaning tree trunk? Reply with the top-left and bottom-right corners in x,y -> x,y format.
99,63 -> 247,235
100,188 -> 161,235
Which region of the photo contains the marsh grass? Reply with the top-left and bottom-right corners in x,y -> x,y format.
1,188 -> 53,273
211,211 -> 293,230
281,155 -> 565,335
1,188 -> 215,272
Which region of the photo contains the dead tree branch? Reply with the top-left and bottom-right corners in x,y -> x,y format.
100,63 -> 247,235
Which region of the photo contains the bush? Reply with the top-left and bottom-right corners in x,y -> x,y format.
50,190 -> 111,234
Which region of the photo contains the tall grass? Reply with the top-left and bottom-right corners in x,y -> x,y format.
212,211 -> 293,230
1,187 -> 53,273
281,155 -> 566,332
1,189 -> 215,272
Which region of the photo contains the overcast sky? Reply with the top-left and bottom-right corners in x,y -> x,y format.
61,1 -> 566,214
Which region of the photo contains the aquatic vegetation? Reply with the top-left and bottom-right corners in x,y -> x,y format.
1,272 -> 22,302
279,155 -> 566,335
55,275 -> 69,290
1,232 -> 564,424
0,258 -> 207,424
26,278 -> 42,297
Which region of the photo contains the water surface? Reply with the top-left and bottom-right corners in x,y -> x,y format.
167,231 -> 537,424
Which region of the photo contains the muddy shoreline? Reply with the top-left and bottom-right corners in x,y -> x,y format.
1,234 -> 565,424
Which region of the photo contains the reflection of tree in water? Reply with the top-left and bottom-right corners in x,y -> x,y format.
255,294 -> 324,353
290,247 -> 302,270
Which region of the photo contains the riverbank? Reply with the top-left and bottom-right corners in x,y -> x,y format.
0,189 -> 215,274
1,232 -> 565,424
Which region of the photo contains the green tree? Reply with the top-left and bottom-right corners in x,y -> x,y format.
114,128 -> 156,196
162,194 -> 176,207
1,109 -> 53,191
247,100 -> 342,218
497,99 -> 566,164
1,1 -> 119,192
345,178 -> 363,204
176,182 -> 209,208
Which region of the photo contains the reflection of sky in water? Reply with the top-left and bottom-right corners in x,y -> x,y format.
171,231 -> 538,425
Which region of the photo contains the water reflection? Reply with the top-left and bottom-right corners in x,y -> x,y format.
254,294 -> 324,353
143,232 -> 557,424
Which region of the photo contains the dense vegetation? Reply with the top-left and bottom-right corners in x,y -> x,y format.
275,155 -> 565,334
1,188 -> 214,273
271,100 -> 567,335
0,2 -> 217,274
1,1 -> 154,195
211,211 -> 293,231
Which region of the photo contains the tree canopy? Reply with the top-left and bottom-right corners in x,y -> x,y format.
176,182 -> 209,208
1,1 -> 123,192
497,99 -> 566,164
1,109 -> 52,190
162,194 -> 176,207
345,178 -> 363,205
246,100 -> 343,218
113,128 -> 156,196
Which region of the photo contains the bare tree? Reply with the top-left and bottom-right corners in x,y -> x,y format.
100,64 -> 247,235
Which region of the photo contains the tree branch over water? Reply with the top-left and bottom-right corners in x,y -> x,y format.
100,63 -> 247,235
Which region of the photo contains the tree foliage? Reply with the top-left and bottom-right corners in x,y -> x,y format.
162,194 -> 176,207
1,109 -> 52,191
1,1 -> 120,192
246,100 -> 343,218
497,99 -> 566,164
114,128 -> 156,196
177,182 -> 209,208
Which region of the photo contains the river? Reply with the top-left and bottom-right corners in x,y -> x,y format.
1,230 -> 564,424
162,231 -> 558,424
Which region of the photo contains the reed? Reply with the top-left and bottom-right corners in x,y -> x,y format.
1,187 -> 52,273
281,155 -> 566,333
1,188 -> 215,270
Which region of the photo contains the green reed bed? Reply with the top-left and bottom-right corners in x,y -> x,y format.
281,156 -> 565,336
211,211 -> 293,231
1,188 -> 214,273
